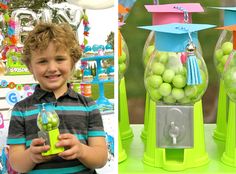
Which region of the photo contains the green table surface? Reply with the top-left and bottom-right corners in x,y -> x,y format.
118,124 -> 236,174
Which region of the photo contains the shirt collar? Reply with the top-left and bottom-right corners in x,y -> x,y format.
33,83 -> 79,102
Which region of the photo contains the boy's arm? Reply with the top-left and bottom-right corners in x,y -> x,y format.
78,136 -> 108,169
8,138 -> 51,173
8,144 -> 36,173
57,135 -> 108,169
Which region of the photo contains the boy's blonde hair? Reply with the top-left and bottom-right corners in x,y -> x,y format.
22,22 -> 82,68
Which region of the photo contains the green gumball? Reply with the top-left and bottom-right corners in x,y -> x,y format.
146,75 -> 163,89
172,88 -> 185,100
149,88 -> 162,101
172,74 -> 186,88
162,69 -> 175,83
222,42 -> 233,55
119,63 -> 126,74
163,95 -> 176,104
184,85 -> 198,99
119,51 -> 126,64
215,49 -> 224,62
159,83 -> 172,97
151,62 -> 165,75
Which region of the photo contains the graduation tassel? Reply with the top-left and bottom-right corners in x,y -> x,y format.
186,42 -> 202,85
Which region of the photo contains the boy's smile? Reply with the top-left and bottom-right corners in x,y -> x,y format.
29,42 -> 73,98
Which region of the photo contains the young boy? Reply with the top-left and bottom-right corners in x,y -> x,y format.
7,22 -> 108,174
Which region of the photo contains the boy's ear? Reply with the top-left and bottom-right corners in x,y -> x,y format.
28,64 -> 33,74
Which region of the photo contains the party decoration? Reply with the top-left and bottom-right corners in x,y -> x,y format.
46,1 -> 85,48
80,10 -> 90,49
39,7 -> 52,23
0,113 -> 4,129
67,0 -> 114,10
5,90 -> 21,106
118,0 -> 136,22
5,46 -> 30,75
11,8 -> 37,46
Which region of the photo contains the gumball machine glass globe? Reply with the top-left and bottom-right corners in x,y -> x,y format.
214,30 -> 233,76
223,50 -> 236,102
143,31 -> 155,67
144,50 -> 208,104
119,34 -> 129,80
142,31 -> 203,68
37,103 -> 60,132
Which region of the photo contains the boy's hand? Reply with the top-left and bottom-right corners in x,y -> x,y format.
56,133 -> 84,160
29,138 -> 53,164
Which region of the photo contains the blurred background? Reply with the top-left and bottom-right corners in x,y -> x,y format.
120,0 -> 236,123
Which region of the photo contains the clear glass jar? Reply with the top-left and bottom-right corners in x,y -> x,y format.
143,32 -> 203,68
119,34 -> 129,80
144,50 -> 208,104
214,30 -> 233,76
222,50 -> 236,102
37,103 -> 60,132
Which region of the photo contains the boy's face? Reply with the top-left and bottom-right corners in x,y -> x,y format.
29,42 -> 73,97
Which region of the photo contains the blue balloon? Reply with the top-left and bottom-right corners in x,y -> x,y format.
98,45 -> 105,51
84,45 -> 92,53
98,68 -> 106,74
105,44 -> 113,50
83,68 -> 91,76
107,66 -> 114,73
92,44 -> 100,52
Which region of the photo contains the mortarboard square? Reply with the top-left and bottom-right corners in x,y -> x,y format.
145,3 -> 204,25
139,23 -> 215,52
210,7 -> 236,26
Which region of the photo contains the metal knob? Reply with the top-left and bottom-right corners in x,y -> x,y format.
169,121 -> 180,145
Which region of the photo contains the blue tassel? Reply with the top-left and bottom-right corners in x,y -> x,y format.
187,54 -> 202,85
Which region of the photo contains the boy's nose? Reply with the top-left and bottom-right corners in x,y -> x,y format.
47,62 -> 57,72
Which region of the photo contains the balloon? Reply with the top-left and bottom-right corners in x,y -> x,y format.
11,8 -> 37,46
39,8 -> 52,22
67,0 -> 114,9
47,1 -> 83,39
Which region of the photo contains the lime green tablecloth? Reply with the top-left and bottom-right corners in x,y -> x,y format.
118,124 -> 236,174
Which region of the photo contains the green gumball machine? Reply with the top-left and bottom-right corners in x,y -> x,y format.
141,3 -> 204,141
118,24 -> 134,142
211,7 -> 236,142
37,103 -> 64,156
218,24 -> 236,167
118,22 -> 132,163
140,23 -> 214,171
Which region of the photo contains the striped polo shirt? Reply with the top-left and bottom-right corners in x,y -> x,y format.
7,84 -> 105,174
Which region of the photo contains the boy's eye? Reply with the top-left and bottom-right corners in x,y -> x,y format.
56,56 -> 66,62
37,60 -> 47,64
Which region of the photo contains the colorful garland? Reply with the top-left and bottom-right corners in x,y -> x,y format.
80,9 -> 90,50
0,0 -> 18,61
0,79 -> 36,90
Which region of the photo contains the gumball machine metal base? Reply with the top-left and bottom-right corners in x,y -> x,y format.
39,129 -> 64,156
143,100 -> 209,171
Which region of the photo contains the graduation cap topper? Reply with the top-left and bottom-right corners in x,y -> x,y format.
210,7 -> 236,26
139,23 -> 215,85
139,23 -> 215,52
217,25 -> 236,50
145,3 -> 204,25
